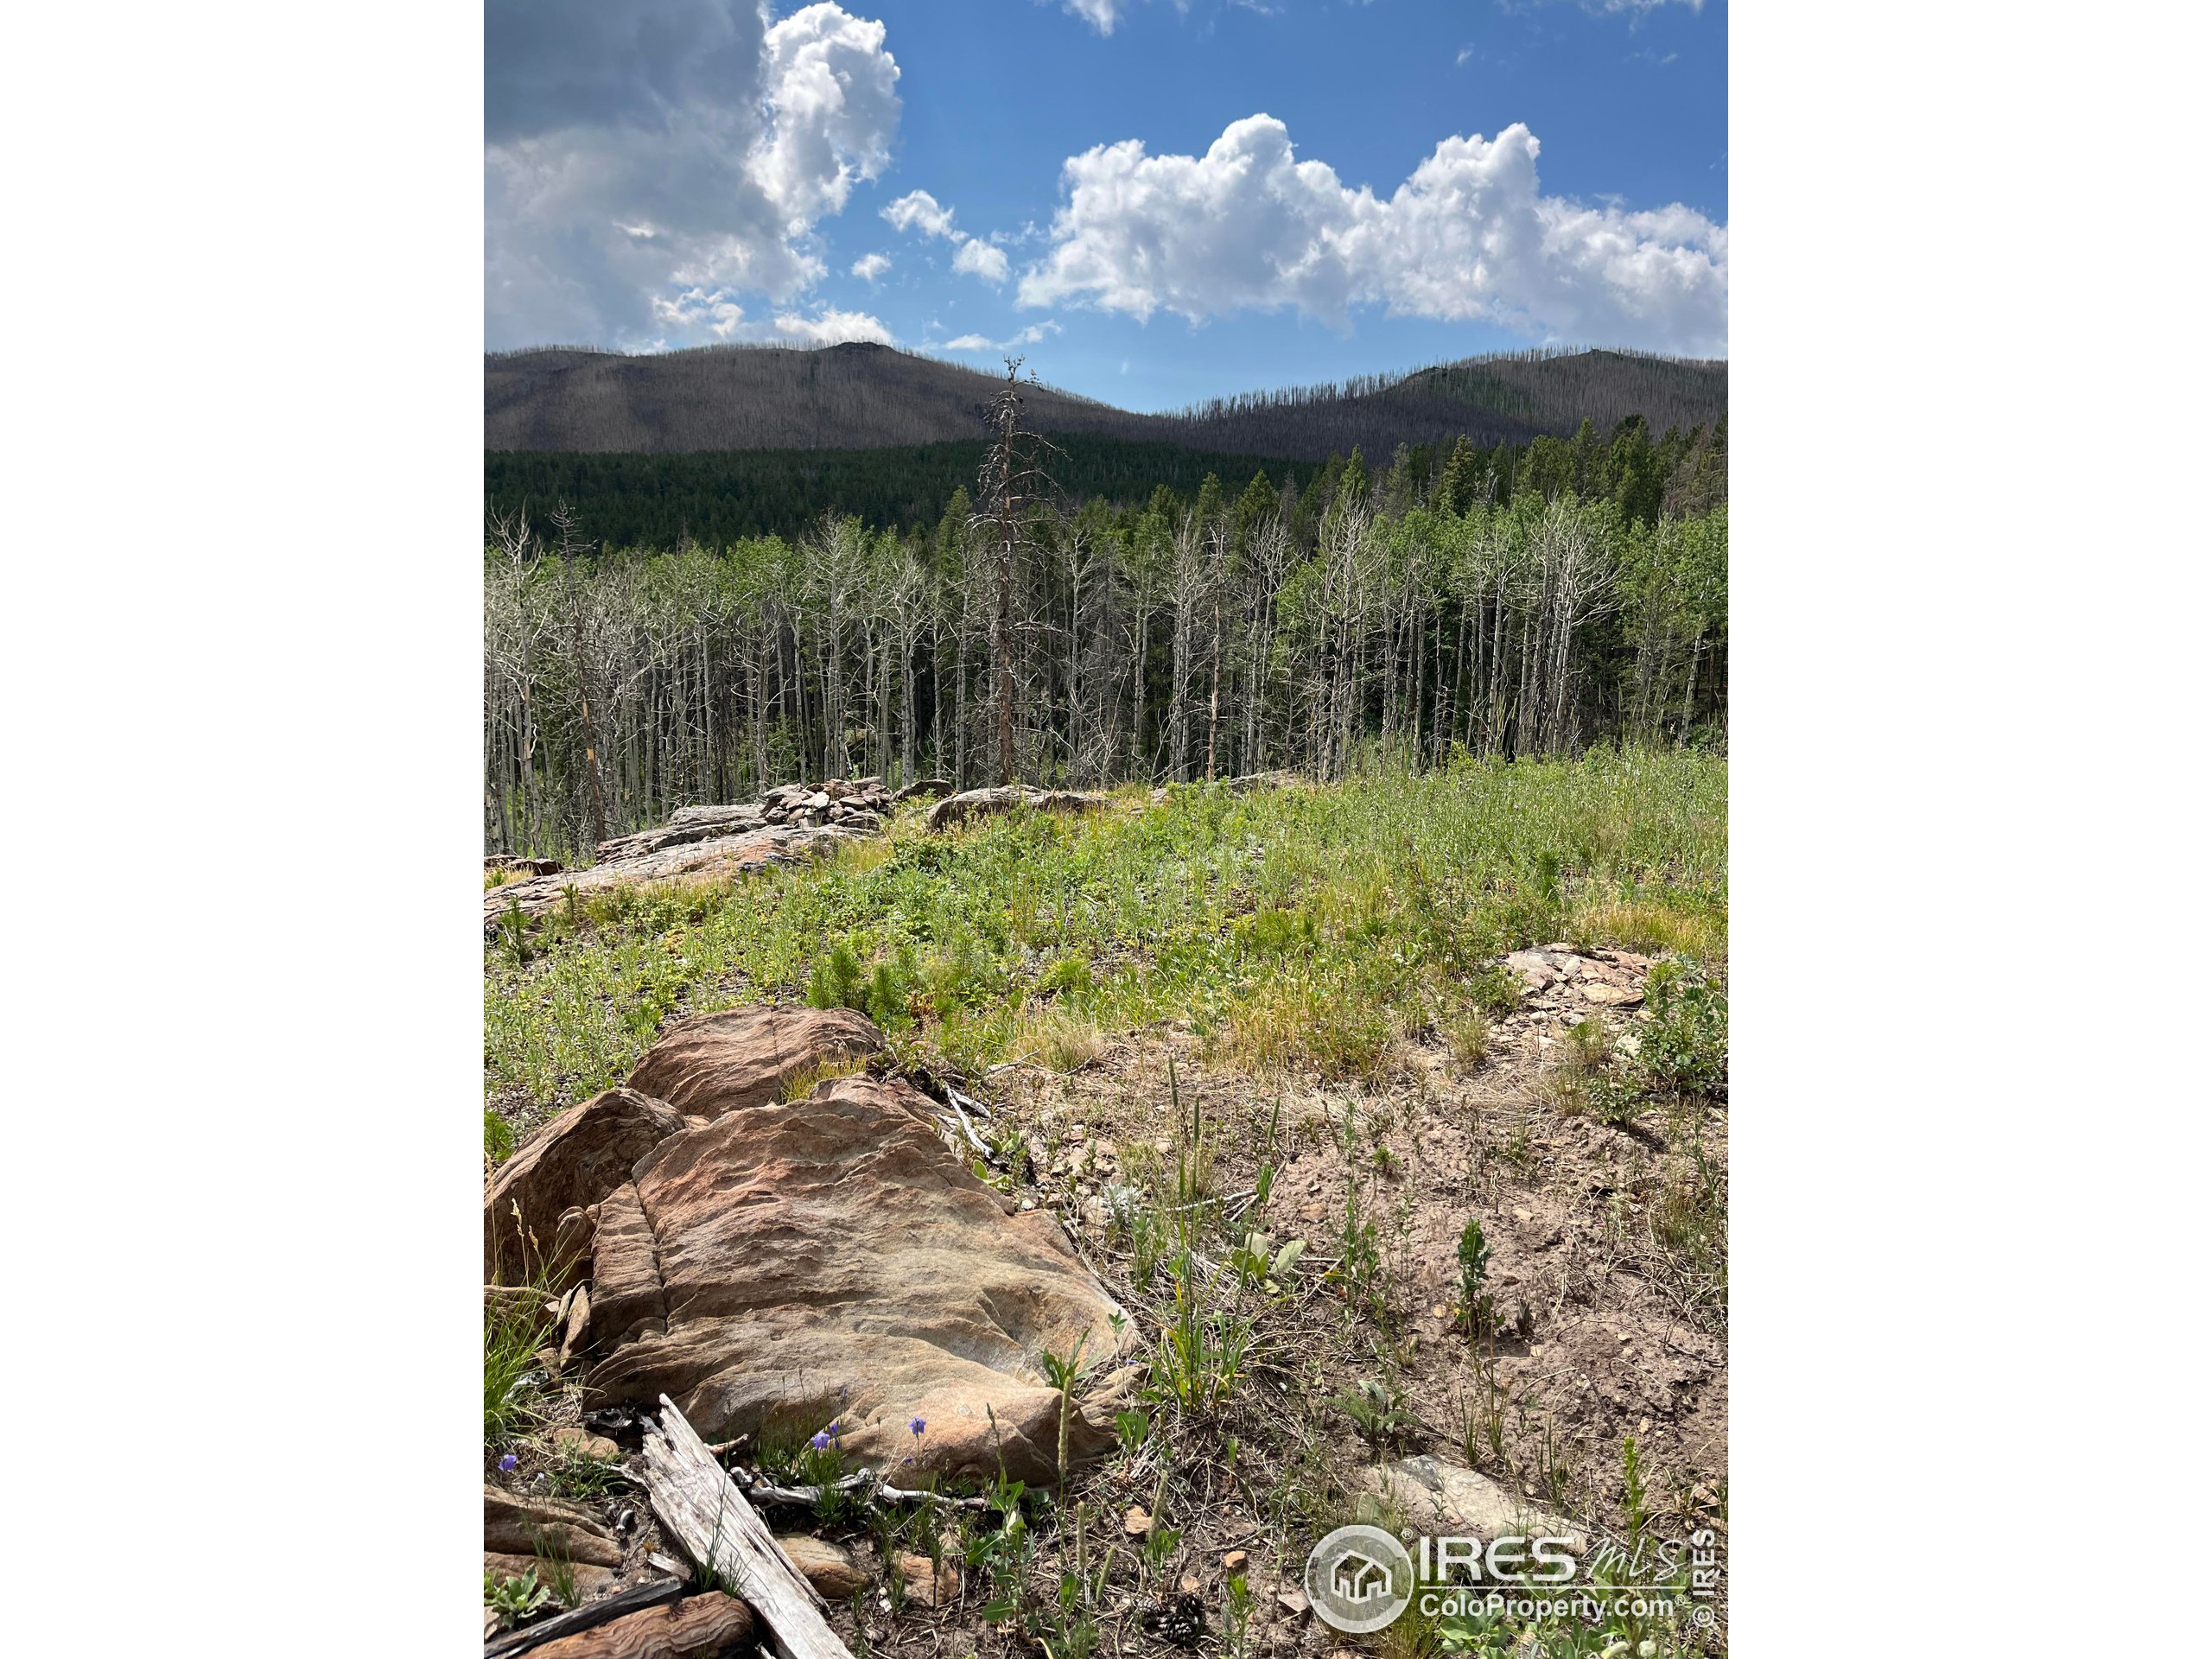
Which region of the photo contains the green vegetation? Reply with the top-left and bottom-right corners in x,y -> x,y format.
484,1290 -> 551,1446
478,752 -> 1728,1654
484,749 -> 1725,1112
486,437 -> 1325,549
483,1566 -> 553,1628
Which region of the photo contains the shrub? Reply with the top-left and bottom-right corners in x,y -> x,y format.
1637,962 -> 1728,1098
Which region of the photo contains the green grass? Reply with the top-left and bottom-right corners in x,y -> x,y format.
485,748 -> 1726,1113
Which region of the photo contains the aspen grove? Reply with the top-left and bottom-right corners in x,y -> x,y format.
484,442 -> 1726,860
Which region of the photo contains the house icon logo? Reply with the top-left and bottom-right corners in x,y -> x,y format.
1306,1525 -> 1414,1633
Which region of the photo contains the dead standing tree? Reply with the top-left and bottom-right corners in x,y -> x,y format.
970,359 -> 1062,785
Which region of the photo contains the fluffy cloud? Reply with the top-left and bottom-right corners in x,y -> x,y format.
486,2 -> 901,349
850,252 -> 893,282
881,189 -> 1012,286
951,239 -> 1011,284
649,286 -> 892,346
1015,115 -> 1726,353
772,306 -> 895,344
881,189 -> 957,238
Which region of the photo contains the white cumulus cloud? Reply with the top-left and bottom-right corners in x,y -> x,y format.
882,189 -> 1014,287
881,188 -> 958,238
773,306 -> 895,344
952,239 -> 1012,284
851,252 -> 893,282
1015,114 -> 1726,353
486,2 -> 901,349
649,287 -> 893,346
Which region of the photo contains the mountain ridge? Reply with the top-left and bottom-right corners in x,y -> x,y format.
486,341 -> 1726,464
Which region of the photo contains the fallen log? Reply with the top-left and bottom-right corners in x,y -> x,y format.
482,1578 -> 683,1658
641,1395 -> 855,1659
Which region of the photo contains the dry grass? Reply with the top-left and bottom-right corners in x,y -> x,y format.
1221,982 -> 1397,1081
1442,1010 -> 1491,1071
1569,895 -> 1726,963
776,1051 -> 875,1103
1010,1007 -> 1110,1073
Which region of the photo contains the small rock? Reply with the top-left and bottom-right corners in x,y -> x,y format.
550,1427 -> 623,1463
1179,1573 -> 1202,1595
895,1552 -> 959,1609
1223,1550 -> 1249,1573
1276,1589 -> 1309,1618
780,1535 -> 868,1599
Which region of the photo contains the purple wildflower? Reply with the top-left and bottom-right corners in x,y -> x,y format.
810,1431 -> 831,1452
498,1452 -> 518,1472
908,1416 -> 926,1439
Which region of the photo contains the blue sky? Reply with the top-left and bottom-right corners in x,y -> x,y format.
486,1 -> 1726,410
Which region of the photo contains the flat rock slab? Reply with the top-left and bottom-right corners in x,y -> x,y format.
925,786 -> 1109,832
486,823 -> 862,932
487,1088 -> 688,1284
627,1007 -> 886,1120
586,1075 -> 1131,1485
1363,1456 -> 1584,1550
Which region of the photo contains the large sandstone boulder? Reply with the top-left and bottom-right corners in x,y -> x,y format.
626,1006 -> 886,1121
486,1088 -> 688,1285
925,786 -> 1109,833
585,1075 -> 1132,1485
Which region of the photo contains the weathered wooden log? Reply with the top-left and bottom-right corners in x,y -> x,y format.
641,1396 -> 855,1659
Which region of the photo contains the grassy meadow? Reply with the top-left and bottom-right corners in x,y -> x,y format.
485,747 -> 1726,1127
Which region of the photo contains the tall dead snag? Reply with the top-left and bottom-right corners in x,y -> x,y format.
971,358 -> 1060,785
641,1395 -> 855,1659
555,505 -> 611,853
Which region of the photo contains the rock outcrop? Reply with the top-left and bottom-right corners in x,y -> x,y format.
486,1087 -> 688,1285
485,779 -> 905,934
584,1074 -> 1132,1484
925,786 -> 1109,833
485,822 -> 862,933
626,1006 -> 886,1120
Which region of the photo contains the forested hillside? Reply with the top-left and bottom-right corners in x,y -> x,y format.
486,340 -> 1726,461
485,436 -> 1325,548
486,409 -> 1726,858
